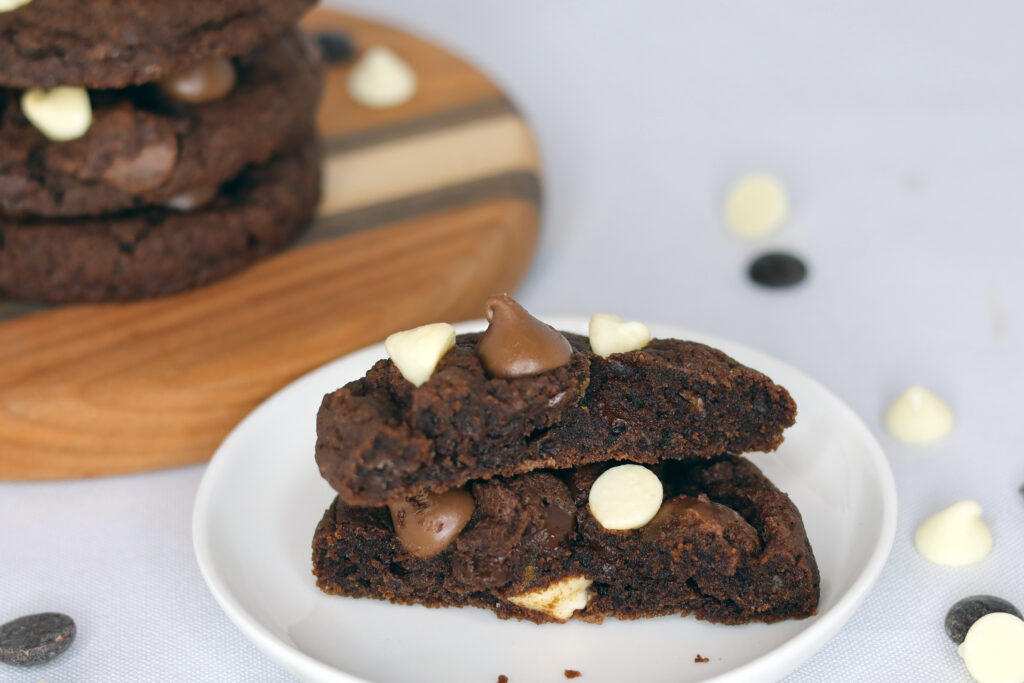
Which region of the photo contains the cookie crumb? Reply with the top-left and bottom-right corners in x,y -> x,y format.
694,654 -> 710,663
564,670 -> 582,679
497,676 -> 509,683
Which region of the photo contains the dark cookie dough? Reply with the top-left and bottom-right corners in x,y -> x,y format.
312,455 -> 819,625
0,139 -> 320,303
0,0 -> 315,89
0,612 -> 75,666
0,29 -> 322,218
315,333 -> 797,506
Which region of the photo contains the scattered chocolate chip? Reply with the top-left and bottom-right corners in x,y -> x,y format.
0,612 -> 76,666
695,654 -> 710,663
315,31 -> 356,64
946,595 -> 1022,644
747,252 -> 807,288
497,676 -> 509,683
564,670 -> 582,679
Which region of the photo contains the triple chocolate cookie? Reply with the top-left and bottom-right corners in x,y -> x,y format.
0,0 -> 316,89
312,454 -> 819,625
315,332 -> 796,506
0,140 -> 320,303
0,29 -> 322,218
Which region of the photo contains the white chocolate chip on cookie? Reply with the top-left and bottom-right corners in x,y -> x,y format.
21,87 -> 93,142
914,500 -> 992,566
0,0 -> 32,11
958,612 -> 1024,683
348,46 -> 417,109
588,313 -> 651,358
588,464 -> 663,530
385,322 -> 456,387
508,575 -> 592,621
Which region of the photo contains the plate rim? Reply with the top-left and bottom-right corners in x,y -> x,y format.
193,316 -> 898,683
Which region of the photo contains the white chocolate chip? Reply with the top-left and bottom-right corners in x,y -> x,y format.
165,187 -> 218,212
723,173 -> 789,238
588,464 -> 663,531
347,46 -> 417,109
0,0 -> 31,11
958,612 -> 1024,683
588,313 -> 651,358
20,87 -> 92,142
885,385 -> 954,443
384,322 -> 456,387
914,500 -> 992,566
508,575 -> 592,621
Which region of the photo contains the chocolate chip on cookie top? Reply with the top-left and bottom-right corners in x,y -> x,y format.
476,294 -> 573,379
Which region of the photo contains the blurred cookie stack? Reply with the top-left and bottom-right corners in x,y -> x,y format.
0,0 -> 323,303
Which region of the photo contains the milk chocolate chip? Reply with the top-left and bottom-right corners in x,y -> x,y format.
159,57 -> 237,104
646,494 -> 747,534
388,488 -> 475,559
101,138 -> 178,193
476,294 -> 572,378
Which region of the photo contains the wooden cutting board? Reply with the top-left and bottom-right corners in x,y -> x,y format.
0,9 -> 541,480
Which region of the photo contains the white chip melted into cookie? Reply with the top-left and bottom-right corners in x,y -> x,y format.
508,575 -> 592,621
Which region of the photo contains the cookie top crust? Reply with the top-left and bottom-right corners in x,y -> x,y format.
0,0 -> 316,89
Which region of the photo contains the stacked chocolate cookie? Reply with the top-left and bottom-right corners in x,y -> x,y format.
0,0 -> 323,303
312,296 -> 820,625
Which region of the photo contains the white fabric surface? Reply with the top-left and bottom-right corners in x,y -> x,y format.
3,1 -> 1024,681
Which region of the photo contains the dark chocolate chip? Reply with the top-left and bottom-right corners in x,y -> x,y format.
0,612 -> 76,666
748,252 -> 807,288
315,31 -> 356,64
945,595 -> 1022,644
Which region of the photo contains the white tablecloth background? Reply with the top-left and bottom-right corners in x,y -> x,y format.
3,2 -> 1023,681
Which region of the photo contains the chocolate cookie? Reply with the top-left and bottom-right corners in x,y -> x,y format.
0,29 -> 322,218
315,332 -> 796,506
0,139 -> 320,303
0,0 -> 315,89
312,455 -> 819,625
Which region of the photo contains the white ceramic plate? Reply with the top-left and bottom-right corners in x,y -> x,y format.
193,318 -> 897,683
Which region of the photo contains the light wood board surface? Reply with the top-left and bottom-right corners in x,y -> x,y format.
0,8 -> 542,479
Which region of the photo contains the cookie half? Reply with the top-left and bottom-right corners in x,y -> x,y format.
0,29 -> 322,218
315,332 -> 797,506
312,455 -> 820,625
0,0 -> 315,89
0,140 -> 320,303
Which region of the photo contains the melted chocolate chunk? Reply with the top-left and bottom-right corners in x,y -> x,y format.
476,294 -> 572,379
388,488 -> 475,559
